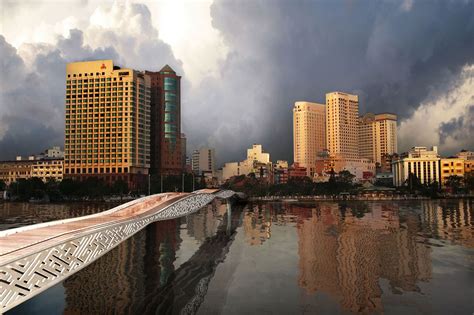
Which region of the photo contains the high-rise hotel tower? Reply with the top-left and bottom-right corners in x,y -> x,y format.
325,92 -> 359,159
359,113 -> 398,164
146,66 -> 182,175
64,60 -> 151,188
293,101 -> 326,176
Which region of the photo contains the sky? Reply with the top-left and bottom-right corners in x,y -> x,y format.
0,0 -> 473,165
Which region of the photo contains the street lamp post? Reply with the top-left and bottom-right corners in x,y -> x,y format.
148,174 -> 151,196
160,174 -> 163,193
182,173 -> 185,192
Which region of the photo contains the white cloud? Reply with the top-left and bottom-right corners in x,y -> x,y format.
398,64 -> 474,154
0,0 -> 227,86
149,0 -> 228,83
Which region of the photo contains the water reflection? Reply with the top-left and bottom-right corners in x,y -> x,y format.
7,199 -> 474,314
62,219 -> 182,314
0,202 -> 121,230
295,203 -> 431,313
421,200 -> 474,248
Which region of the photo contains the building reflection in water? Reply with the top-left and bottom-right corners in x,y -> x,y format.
60,201 -> 238,314
421,199 -> 473,248
243,204 -> 272,245
293,202 -> 432,313
9,199 -> 472,314
62,218 -> 181,314
238,201 -> 471,313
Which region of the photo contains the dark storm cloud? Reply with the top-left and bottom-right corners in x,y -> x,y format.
183,0 -> 474,164
0,31 -> 119,159
0,0 -> 185,160
1,0 -> 473,163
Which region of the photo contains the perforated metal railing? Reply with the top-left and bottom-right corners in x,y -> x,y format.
0,190 -> 236,312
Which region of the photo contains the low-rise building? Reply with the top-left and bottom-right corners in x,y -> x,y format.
0,148 -> 65,184
288,163 -> 307,180
0,160 -> 35,185
221,144 -> 272,182
247,144 -> 270,164
222,162 -> 241,180
392,146 -> 441,187
314,155 -> 375,182
457,150 -> 474,174
378,153 -> 398,174
31,159 -> 64,182
44,146 -> 64,158
273,160 -> 289,184
440,157 -> 464,180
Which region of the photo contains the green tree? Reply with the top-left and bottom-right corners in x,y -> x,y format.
0,180 -> 6,191
12,177 -> 46,200
45,178 -> 61,201
465,172 -> 474,193
79,177 -> 109,199
405,173 -> 422,192
337,170 -> 355,185
445,175 -> 463,194
111,179 -> 129,196
59,178 -> 81,197
422,181 -> 440,198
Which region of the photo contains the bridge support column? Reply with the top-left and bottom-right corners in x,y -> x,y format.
226,202 -> 232,235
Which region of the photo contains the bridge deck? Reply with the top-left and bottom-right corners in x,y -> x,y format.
0,193 -> 190,265
0,188 -> 233,312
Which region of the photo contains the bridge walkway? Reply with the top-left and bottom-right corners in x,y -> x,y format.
0,189 -> 233,312
0,193 -> 189,265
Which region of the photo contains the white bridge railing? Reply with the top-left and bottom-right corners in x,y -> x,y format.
0,190 -> 236,313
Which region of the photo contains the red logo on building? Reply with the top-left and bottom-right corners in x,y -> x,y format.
100,63 -> 106,69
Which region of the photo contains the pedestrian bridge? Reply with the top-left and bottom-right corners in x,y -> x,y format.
0,189 -> 238,312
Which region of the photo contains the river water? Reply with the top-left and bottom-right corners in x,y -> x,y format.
2,199 -> 473,314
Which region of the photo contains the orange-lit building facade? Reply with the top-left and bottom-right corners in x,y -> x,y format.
359,113 -> 398,164
326,92 -> 359,159
64,60 -> 150,188
146,65 -> 183,175
288,162 -> 307,179
0,160 -> 34,185
293,101 -> 326,177
440,157 -> 465,186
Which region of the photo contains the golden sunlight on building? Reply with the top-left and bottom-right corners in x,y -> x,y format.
359,113 -> 398,164
64,60 -> 150,188
326,92 -> 359,159
293,101 -> 326,177
440,157 -> 465,186
30,159 -> 63,182
392,146 -> 441,187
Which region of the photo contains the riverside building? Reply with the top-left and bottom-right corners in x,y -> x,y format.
392,146 -> 441,187
0,159 -> 34,185
0,155 -> 64,184
64,60 -> 151,188
293,101 -> 326,177
192,148 -> 216,175
457,150 -> 474,174
221,144 -> 273,181
146,65 -> 183,175
440,157 -> 465,186
325,92 -> 359,159
359,113 -> 398,164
